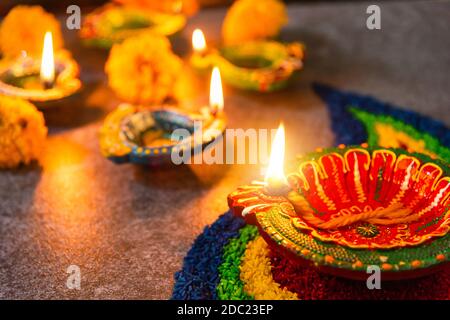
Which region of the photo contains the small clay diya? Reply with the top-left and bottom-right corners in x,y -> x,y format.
80,4 -> 186,48
191,40 -> 305,92
228,145 -> 449,280
0,50 -> 81,106
99,103 -> 226,165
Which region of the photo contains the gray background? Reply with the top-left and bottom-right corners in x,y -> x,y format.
0,0 -> 449,299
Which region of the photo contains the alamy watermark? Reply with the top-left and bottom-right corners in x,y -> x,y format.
366,5 -> 381,30
62,4 -> 382,32
66,264 -> 81,290
170,122 -> 279,166
366,265 -> 381,289
66,5 -> 81,30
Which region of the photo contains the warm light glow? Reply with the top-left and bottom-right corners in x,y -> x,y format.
265,123 -> 287,184
209,67 -> 224,113
173,0 -> 183,13
192,29 -> 207,53
40,31 -> 55,85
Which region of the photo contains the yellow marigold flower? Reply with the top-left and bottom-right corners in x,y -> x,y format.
105,33 -> 183,105
114,0 -> 199,16
0,96 -> 47,169
222,0 -> 287,45
0,5 -> 64,58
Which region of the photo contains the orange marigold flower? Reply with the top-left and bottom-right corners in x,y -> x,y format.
0,5 -> 64,58
0,96 -> 47,169
105,33 -> 183,105
113,0 -> 199,16
222,0 -> 287,46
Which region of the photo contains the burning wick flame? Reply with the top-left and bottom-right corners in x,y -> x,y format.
192,29 -> 206,54
209,66 -> 224,114
265,123 -> 287,185
40,31 -> 55,86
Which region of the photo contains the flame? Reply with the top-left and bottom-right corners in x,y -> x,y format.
40,31 -> 55,85
209,66 -> 224,112
192,28 -> 206,53
265,123 -> 287,184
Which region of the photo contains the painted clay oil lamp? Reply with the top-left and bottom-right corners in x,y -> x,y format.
228,126 -> 449,280
99,67 -> 226,166
0,32 -> 81,107
191,29 -> 305,92
80,3 -> 186,49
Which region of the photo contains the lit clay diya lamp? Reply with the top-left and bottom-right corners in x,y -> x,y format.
0,32 -> 81,108
80,4 -> 186,49
100,67 -> 226,166
228,127 -> 449,280
191,29 -> 305,92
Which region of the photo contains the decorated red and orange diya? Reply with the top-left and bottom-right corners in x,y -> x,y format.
228,126 -> 449,280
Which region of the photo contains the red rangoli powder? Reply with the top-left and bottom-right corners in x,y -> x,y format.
269,251 -> 450,300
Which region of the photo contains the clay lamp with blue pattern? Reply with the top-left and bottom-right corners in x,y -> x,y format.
99,67 -> 226,166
